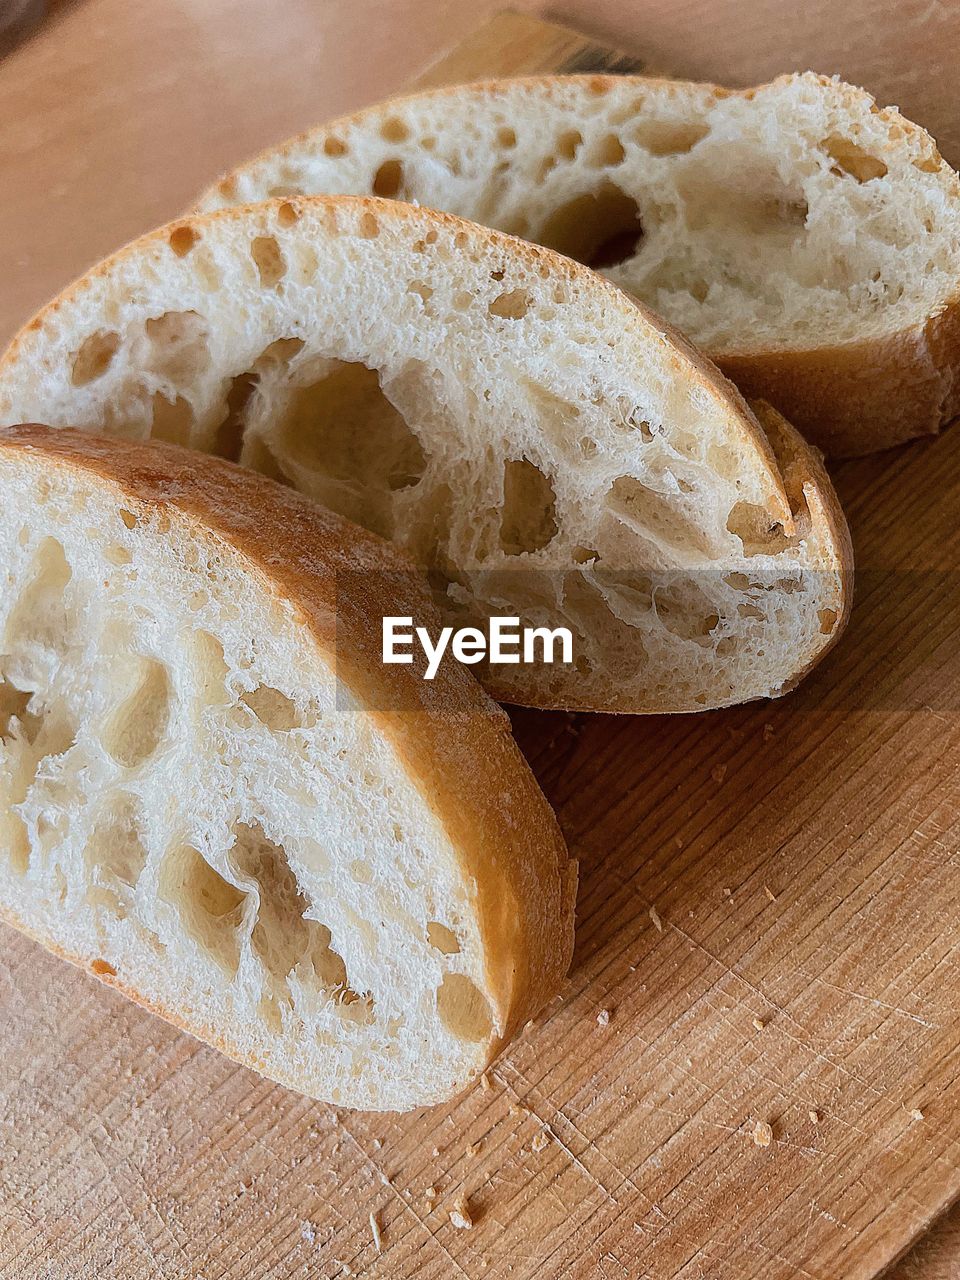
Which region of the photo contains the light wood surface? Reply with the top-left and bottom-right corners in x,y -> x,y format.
1,5 -> 960,1279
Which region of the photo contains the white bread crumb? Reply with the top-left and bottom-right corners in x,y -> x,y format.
531,1128 -> 552,1154
450,1197 -> 474,1230
752,1120 -> 774,1148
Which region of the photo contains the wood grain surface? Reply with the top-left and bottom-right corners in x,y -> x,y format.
1,4 -> 960,1279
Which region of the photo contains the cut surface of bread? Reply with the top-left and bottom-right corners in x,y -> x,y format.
0,198 -> 851,712
196,73 -> 960,455
0,424 -> 575,1111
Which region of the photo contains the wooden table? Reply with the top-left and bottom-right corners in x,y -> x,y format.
2,4 -> 960,1278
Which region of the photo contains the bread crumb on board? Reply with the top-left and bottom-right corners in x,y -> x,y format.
450,1196 -> 474,1230
597,1007 -> 612,1028
752,1015 -> 767,1032
649,905 -> 663,932
370,1211 -> 382,1253
531,1127 -> 552,1154
480,1071 -> 493,1092
763,884 -> 777,902
809,1109 -> 821,1124
467,1140 -> 482,1157
910,1107 -> 924,1121
752,1120 -> 774,1148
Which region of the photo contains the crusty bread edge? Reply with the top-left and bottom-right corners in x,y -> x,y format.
719,298 -> 960,455
198,74 -> 960,457
0,424 -> 577,1108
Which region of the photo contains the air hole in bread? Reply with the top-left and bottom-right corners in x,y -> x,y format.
215,337 -> 306,460
267,360 -> 427,538
277,201 -> 300,227
557,129 -> 583,160
427,921 -> 460,954
91,959 -> 117,976
822,134 -> 888,182
380,116 -> 410,143
408,280 -> 434,305
84,793 -> 147,892
4,537 -> 71,684
373,158 -> 404,198
497,126 -> 517,148
589,133 -> 626,167
633,119 -> 708,155
161,844 -> 246,978
499,459 -> 558,556
192,630 -> 230,707
323,135 -> 347,157
104,542 -> 132,568
101,656 -> 173,768
608,476 -> 711,558
214,372 -> 257,461
230,822 -> 373,1017
436,972 -> 493,1042
653,583 -> 720,641
0,676 -> 34,742
250,235 -> 286,288
539,182 -> 642,269
71,330 -> 120,386
144,311 -> 210,383
818,607 -> 838,633
358,211 -> 380,239
168,225 -> 199,257
488,289 -> 531,320
726,502 -> 793,556
0,682 -> 74,874
913,153 -> 942,173
150,392 -> 194,446
572,545 -> 600,564
240,684 -> 300,731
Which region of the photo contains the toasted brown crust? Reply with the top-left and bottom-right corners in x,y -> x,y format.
197,73 -> 960,457
0,424 -> 577,1098
720,298 -> 960,455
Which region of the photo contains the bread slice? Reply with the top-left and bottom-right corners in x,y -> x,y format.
0,197 -> 852,713
0,423 -> 575,1111
196,72 -> 960,456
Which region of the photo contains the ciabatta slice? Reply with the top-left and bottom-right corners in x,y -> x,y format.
197,73 -> 960,456
0,424 -> 575,1111
0,197 -> 851,712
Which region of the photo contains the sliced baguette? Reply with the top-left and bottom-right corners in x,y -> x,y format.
0,197 -> 852,713
0,423 -> 575,1111
197,72 -> 960,456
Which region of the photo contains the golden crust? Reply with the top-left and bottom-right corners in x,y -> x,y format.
0,424 -> 577,1104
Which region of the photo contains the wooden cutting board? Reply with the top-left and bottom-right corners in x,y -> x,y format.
2,9 -> 960,1279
